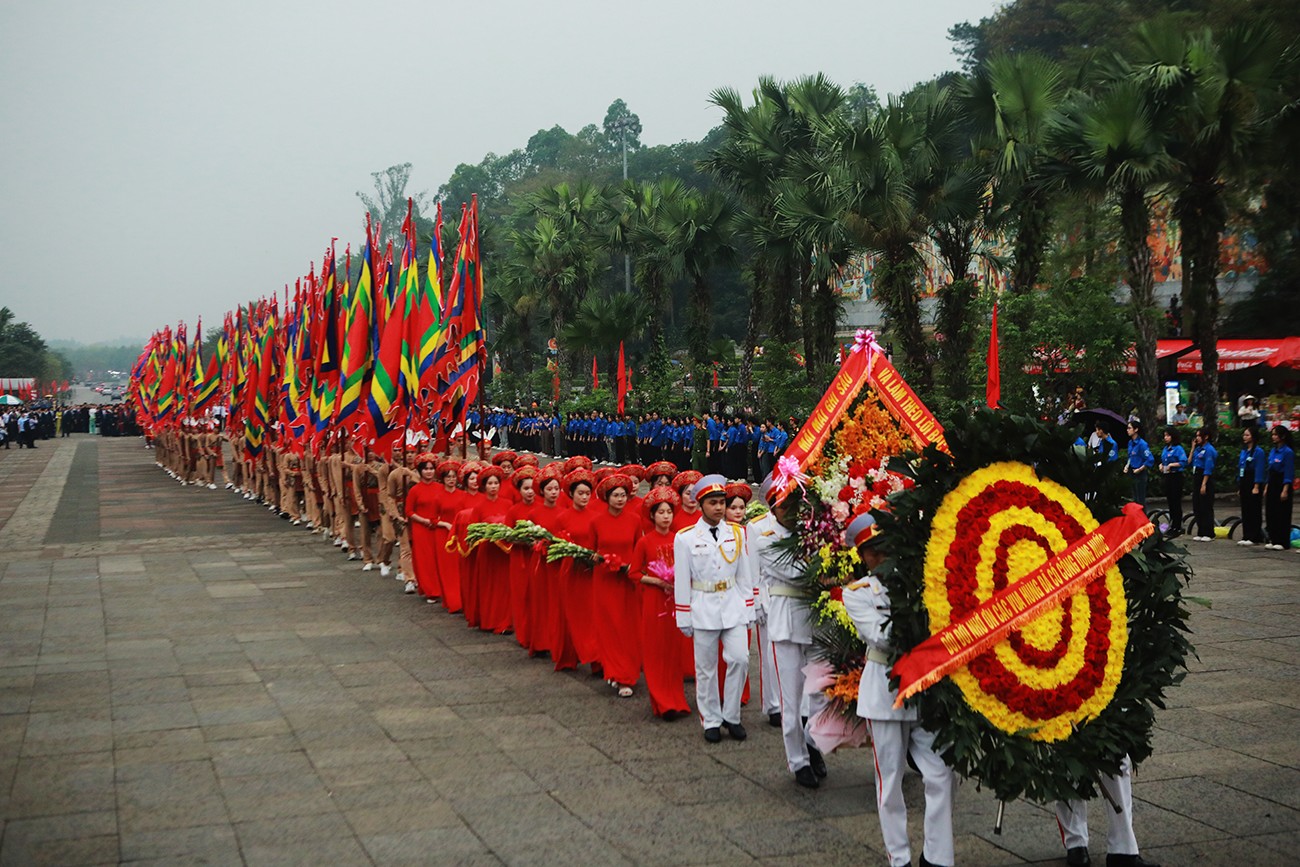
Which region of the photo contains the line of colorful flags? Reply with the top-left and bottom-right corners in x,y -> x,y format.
128,196 -> 487,459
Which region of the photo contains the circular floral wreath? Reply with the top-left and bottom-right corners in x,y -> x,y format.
925,461 -> 1128,742
875,409 -> 1194,804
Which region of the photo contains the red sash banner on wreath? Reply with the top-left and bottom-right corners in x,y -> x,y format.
890,503 -> 1154,707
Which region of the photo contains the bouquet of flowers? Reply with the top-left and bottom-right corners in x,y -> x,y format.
466,520 -> 559,548
544,540 -> 601,565
646,558 -> 675,615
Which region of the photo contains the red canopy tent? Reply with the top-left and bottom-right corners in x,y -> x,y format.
1175,338 -> 1300,373
1123,339 -> 1193,375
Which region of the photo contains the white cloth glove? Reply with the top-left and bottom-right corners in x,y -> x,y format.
679,626 -> 693,639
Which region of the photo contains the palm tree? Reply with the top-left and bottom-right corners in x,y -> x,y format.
560,292 -> 650,376
1047,79 -> 1174,427
1130,21 -> 1291,433
508,181 -> 614,375
657,189 -> 739,413
960,53 -> 1068,299
620,178 -> 689,346
705,75 -> 847,388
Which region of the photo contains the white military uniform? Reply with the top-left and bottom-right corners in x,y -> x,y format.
1055,755 -> 1140,857
674,517 -> 756,729
843,573 -> 955,867
748,511 -> 823,771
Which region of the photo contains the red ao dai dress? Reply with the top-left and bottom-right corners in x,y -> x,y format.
591,507 -> 644,687
629,528 -> 691,717
470,493 -> 514,634
555,504 -> 600,668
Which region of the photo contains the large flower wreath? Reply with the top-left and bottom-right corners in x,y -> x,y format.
874,408 -> 1194,804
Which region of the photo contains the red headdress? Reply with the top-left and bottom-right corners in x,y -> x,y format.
563,468 -> 595,495
643,486 -> 680,518
646,461 -> 677,482
724,482 -> 753,504
596,472 -> 635,502
672,470 -> 702,494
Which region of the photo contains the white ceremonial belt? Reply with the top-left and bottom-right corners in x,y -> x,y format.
768,585 -> 804,598
691,579 -> 732,593
866,648 -> 891,666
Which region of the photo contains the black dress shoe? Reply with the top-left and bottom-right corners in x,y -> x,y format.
794,765 -> 820,788
1106,855 -> 1158,867
767,711 -> 781,727
1067,847 -> 1091,867
723,721 -> 747,741
807,745 -> 827,778
703,727 -> 722,743
918,854 -> 951,867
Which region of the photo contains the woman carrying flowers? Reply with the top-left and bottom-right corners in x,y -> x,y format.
629,487 -> 692,719
592,473 -> 644,698
505,467 -> 539,648
529,465 -> 576,667
556,469 -> 601,672
469,465 -> 513,634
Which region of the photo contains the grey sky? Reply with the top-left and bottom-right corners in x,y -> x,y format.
0,0 -> 1002,346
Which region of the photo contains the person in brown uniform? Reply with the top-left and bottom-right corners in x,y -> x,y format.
280,447 -> 304,524
327,437 -> 356,555
302,446 -> 321,530
387,448 -> 419,591
352,445 -> 389,572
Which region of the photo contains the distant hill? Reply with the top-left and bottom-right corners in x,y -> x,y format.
49,340 -> 146,380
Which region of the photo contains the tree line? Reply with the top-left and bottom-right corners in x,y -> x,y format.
405,1 -> 1298,431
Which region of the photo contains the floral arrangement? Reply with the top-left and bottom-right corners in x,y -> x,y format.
545,540 -> 601,565
743,500 -> 769,523
806,389 -> 910,480
646,558 -> 675,616
922,461 -> 1126,742
776,391 -> 914,747
465,520 -> 558,547
876,408 -> 1194,804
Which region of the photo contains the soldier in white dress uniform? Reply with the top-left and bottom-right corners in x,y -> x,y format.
674,474 -> 757,742
841,512 -> 955,867
748,479 -> 828,788
1055,757 -> 1159,867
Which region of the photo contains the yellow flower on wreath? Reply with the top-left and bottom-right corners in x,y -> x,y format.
922,461 -> 1128,741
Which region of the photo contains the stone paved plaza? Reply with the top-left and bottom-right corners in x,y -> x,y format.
1,436 -> 1298,865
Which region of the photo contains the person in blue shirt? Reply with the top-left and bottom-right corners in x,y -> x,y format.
1189,427 -> 1218,541
773,422 -> 790,457
757,421 -> 777,481
1263,425 -> 1295,550
1122,422 -> 1155,507
1089,423 -> 1118,465
1236,426 -> 1268,546
1158,428 -> 1187,537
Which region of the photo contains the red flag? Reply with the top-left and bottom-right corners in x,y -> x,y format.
616,342 -> 627,414
712,364 -> 719,389
986,302 -> 1001,409
592,355 -> 599,390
